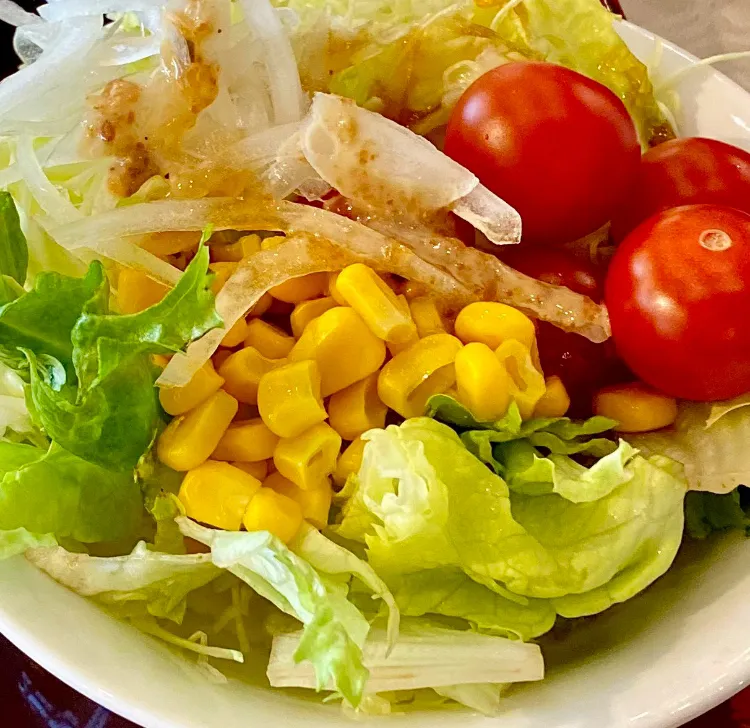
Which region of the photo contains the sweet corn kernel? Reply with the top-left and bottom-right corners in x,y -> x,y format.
594,383 -> 678,433
242,488 -> 303,543
495,340 -> 546,419
333,438 -> 366,488
335,264 -> 418,344
152,354 -> 170,369
213,418 -> 280,462
159,361 -> 224,416
249,293 -> 273,318
233,460 -> 269,480
220,317 -> 249,348
209,262 -> 237,295
157,390 -> 238,471
289,307 -> 386,396
274,422 -> 342,490
290,297 -> 338,338
257,360 -> 327,438
244,319 -> 295,359
270,272 -> 329,304
328,373 -> 387,440
378,333 -> 463,418
218,347 -> 283,404
328,271 -> 347,305
265,472 -> 333,529
455,342 -> 511,422
455,302 -> 536,351
117,269 -> 168,314
387,331 -> 420,357
534,376 -> 570,418
409,297 -> 446,338
212,349 -> 231,370
239,234 -> 262,257
211,241 -> 244,262
178,460 -> 262,531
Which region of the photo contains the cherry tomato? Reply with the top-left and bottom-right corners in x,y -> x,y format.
606,204 -> 750,401
611,137 -> 750,241
444,62 -> 640,246
499,246 -> 627,416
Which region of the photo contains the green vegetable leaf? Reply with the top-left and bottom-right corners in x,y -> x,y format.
0,263 -> 106,373
684,489 -> 750,539
26,541 -> 220,623
630,401 -> 750,494
0,442 -> 143,543
337,418 -> 686,613
0,192 -> 28,286
179,517 -> 370,707
0,527 -> 55,559
390,567 -> 556,640
24,245 -> 220,471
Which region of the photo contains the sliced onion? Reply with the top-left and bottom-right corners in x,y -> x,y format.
0,18 -> 102,120
453,183 -> 522,246
38,0 -> 163,22
0,0 -> 41,26
302,93 -> 479,213
238,0 -> 303,125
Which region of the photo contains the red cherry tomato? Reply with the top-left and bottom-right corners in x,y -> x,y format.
606,204 -> 750,401
444,62 -> 640,246
611,137 -> 750,241
499,246 -> 627,416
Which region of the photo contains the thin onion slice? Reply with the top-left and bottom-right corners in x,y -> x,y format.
453,183 -> 522,246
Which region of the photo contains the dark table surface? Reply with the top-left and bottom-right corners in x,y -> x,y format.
0,0 -> 745,725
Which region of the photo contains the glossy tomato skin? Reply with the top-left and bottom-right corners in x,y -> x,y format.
500,246 -> 628,416
606,204 -> 750,401
611,137 -> 750,241
444,62 -> 640,246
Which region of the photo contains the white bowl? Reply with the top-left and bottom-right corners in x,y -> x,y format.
2,20 -> 750,728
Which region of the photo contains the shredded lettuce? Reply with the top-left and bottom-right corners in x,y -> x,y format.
0,191 -> 28,286
282,0 -> 671,143
0,526 -> 55,558
685,488 -> 750,540
178,517 -> 376,707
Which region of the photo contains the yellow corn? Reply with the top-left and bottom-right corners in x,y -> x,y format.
495,340 -> 546,419
455,302 -> 536,351
290,297 -> 338,338
257,360 -> 327,438
328,271 -> 347,305
594,383 -> 678,433
218,347 -> 283,404
273,422 -> 342,490
335,263 -> 418,344
333,438 -> 366,488
233,459 -> 269,480
270,272 -> 329,304
157,390 -> 239,471
455,342 -> 511,422
212,418 -> 280,462
378,333 -> 463,418
328,373 -> 387,440
209,262 -> 237,295
242,488 -> 303,544
211,241 -> 244,262
409,297 -> 446,338
534,376 -> 571,418
152,354 -> 170,369
178,460 -> 262,531
239,234 -> 262,257
212,349 -> 231,370
244,319 -> 295,359
159,361 -> 224,416
117,269 -> 168,314
220,317 -> 249,348
249,292 -> 273,317
387,332 -> 420,357
289,307 -> 386,396
265,472 -> 333,529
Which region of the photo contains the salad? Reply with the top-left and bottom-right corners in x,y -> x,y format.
0,0 -> 749,716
